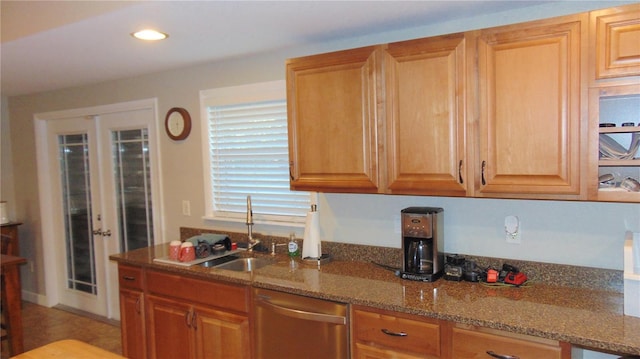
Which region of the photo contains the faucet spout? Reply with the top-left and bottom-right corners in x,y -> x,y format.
246,195 -> 259,251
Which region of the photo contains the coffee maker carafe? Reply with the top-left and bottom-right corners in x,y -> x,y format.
401,207 -> 444,281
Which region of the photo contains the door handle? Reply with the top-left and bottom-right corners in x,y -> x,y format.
92,228 -> 111,237
257,296 -> 346,325
481,160 -> 487,186
185,310 -> 192,328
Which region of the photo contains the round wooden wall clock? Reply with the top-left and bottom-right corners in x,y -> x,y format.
165,107 -> 192,140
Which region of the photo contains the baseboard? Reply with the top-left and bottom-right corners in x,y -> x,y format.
21,289 -> 48,306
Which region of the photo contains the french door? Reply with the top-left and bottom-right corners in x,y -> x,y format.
36,99 -> 161,319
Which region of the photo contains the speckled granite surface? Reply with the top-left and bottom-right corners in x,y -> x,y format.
179,227 -> 624,292
110,240 -> 640,356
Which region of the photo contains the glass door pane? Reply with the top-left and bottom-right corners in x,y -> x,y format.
58,134 -> 97,295
112,128 -> 154,252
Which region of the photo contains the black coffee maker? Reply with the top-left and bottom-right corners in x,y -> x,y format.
401,207 -> 444,281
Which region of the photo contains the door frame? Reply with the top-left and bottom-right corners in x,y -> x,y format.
34,98 -> 164,319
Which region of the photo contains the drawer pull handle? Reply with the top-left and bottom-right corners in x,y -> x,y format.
381,328 -> 408,337
458,159 -> 464,184
122,276 -> 136,281
486,351 -> 519,359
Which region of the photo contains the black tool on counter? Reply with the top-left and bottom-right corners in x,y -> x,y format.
444,254 -> 465,281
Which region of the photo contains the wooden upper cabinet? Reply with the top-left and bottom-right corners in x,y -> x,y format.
287,46 -> 382,193
473,14 -> 587,199
591,4 -> 640,82
384,34 -> 468,196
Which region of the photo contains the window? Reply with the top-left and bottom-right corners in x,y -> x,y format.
201,80 -> 309,225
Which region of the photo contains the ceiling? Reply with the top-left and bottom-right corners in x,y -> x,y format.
1,1 -> 550,97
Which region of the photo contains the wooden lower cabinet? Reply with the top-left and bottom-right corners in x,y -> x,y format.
352,306 -> 570,359
117,265 -> 251,359
145,270 -> 251,359
118,265 -> 146,359
351,306 -> 445,359
120,288 -> 146,359
146,295 -> 193,359
192,305 -> 250,359
145,295 -> 250,359
449,323 -> 571,359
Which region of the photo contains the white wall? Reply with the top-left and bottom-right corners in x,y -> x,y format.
318,194 -> 640,270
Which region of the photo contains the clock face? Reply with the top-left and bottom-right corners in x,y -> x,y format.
168,112 -> 185,136
165,107 -> 191,140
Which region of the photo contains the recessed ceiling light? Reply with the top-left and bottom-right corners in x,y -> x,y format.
131,29 -> 168,41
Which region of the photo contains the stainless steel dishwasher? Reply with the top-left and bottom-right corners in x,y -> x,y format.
253,288 -> 349,359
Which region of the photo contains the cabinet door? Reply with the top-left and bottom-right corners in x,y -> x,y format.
474,15 -> 586,199
193,305 -> 250,359
385,34 -> 468,196
591,4 -> 640,81
146,295 -> 195,359
287,46 -> 382,193
119,289 -> 146,359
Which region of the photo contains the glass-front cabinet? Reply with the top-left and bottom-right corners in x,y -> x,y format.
589,84 -> 640,202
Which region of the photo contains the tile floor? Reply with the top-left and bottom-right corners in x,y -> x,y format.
1,301 -> 121,358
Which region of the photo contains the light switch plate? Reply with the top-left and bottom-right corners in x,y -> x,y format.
182,200 -> 191,216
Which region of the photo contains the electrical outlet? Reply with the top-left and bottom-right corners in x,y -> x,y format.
29,261 -> 35,273
182,200 -> 191,216
505,215 -> 521,244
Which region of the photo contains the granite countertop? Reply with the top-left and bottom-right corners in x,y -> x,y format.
110,244 -> 640,356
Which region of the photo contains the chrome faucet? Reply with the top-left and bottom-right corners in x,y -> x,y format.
246,195 -> 260,251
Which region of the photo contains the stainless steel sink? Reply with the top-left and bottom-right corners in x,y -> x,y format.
213,257 -> 274,272
198,255 -> 241,268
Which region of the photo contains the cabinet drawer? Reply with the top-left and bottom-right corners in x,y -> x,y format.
352,307 -> 441,357
451,324 -> 568,359
118,265 -> 144,290
146,270 -> 249,313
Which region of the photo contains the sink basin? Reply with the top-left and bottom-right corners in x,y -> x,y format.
213,257 -> 274,272
198,255 -> 241,268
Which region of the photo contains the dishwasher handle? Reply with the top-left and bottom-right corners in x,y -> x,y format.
257,295 -> 347,325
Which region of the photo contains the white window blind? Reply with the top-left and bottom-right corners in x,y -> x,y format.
202,81 -> 309,224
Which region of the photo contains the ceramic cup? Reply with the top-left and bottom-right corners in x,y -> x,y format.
179,242 -> 195,262
169,240 -> 182,261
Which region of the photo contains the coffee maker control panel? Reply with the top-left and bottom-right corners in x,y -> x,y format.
402,214 -> 432,238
